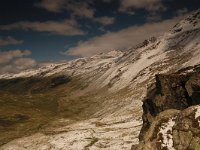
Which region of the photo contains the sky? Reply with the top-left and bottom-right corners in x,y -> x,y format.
0,0 -> 199,73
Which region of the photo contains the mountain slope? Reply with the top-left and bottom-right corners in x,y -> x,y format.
0,10 -> 200,150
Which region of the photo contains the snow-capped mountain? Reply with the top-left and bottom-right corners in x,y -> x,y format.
1,10 -> 200,91
0,10 -> 200,150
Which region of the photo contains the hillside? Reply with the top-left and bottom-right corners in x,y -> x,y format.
0,10 -> 200,150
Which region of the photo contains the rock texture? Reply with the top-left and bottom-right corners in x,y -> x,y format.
133,106 -> 200,150
134,64 -> 200,150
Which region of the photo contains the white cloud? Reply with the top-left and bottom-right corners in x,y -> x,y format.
94,16 -> 115,25
13,58 -> 37,70
36,0 -> 95,18
35,0 -> 115,26
69,4 -> 115,25
0,50 -> 38,74
146,13 -> 162,22
66,17 -> 180,57
67,2 -> 95,19
176,8 -> 188,16
0,50 -> 31,64
0,58 -> 37,74
35,0 -> 66,12
119,0 -> 165,12
0,19 -> 85,36
0,36 -> 24,46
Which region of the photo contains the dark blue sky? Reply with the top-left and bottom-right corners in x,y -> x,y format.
0,0 -> 199,63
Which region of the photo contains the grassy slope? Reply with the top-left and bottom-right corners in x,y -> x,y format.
0,75 -> 75,145
0,74 -> 136,146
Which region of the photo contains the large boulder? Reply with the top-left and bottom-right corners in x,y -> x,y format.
134,64 -> 200,149
132,105 -> 200,150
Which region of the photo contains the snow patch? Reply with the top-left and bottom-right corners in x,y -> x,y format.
195,105 -> 200,126
1,117 -> 142,150
158,117 -> 176,150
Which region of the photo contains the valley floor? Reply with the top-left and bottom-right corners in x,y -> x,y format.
1,114 -> 142,150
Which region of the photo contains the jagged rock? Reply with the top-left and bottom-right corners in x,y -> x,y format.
134,65 -> 200,150
139,65 -> 200,141
134,105 -> 200,150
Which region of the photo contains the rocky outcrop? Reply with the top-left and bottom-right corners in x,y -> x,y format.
132,106 -> 200,150
134,64 -> 200,149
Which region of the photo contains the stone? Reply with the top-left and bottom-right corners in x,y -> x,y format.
189,137 -> 200,150
177,131 -> 193,149
134,64 -> 200,149
139,64 -> 200,141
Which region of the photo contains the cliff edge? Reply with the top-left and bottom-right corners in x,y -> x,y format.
133,64 -> 200,150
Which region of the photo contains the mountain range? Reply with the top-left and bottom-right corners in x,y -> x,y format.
0,9 -> 200,150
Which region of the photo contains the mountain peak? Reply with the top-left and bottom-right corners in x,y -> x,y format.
171,9 -> 200,34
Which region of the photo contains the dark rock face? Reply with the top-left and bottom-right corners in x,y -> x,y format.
139,64 -> 200,141
132,106 -> 200,150
132,64 -> 200,150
